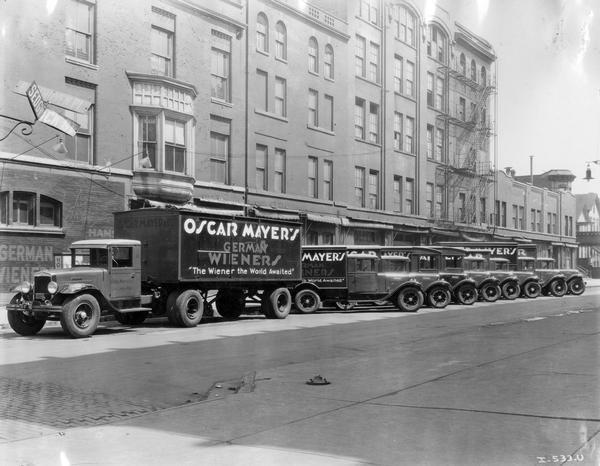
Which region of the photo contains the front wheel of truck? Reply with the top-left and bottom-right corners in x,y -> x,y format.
215,290 -> 245,320
480,283 -> 501,302
262,288 -> 292,319
7,296 -> 46,336
396,287 -> 424,312
523,281 -> 542,298
173,289 -> 204,327
568,277 -> 585,296
549,279 -> 567,297
456,284 -> 478,305
427,286 -> 452,309
501,281 -> 520,300
60,294 -> 100,338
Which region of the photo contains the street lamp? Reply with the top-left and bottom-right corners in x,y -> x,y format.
583,160 -> 600,181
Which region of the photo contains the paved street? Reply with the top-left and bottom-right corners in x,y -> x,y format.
0,287 -> 599,465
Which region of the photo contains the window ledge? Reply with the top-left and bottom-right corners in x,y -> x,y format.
324,76 -> 335,83
65,56 -> 99,71
275,57 -> 288,64
307,124 -> 335,136
256,49 -> 270,57
254,109 -> 288,123
0,225 -> 65,235
355,75 -> 381,87
308,70 -> 319,77
354,137 -> 381,148
394,36 -> 417,50
211,98 -> 233,107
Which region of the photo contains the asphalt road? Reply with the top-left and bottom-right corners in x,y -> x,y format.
1,290 -> 599,465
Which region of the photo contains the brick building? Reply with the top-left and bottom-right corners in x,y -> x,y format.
0,0 -> 577,303
576,193 -> 600,277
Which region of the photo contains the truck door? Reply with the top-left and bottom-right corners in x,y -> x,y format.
109,246 -> 141,300
347,257 -> 379,295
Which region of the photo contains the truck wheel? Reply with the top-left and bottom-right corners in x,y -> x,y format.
174,289 -> 204,327
501,281 -> 520,300
568,277 -> 585,296
115,312 -> 148,325
549,279 -> 567,297
7,296 -> 46,336
166,290 -> 181,326
396,287 -> 423,312
456,284 -> 477,305
215,290 -> 245,320
427,286 -> 452,309
294,289 -> 321,314
262,288 -> 291,319
523,281 -> 541,298
480,283 -> 501,302
60,294 -> 100,338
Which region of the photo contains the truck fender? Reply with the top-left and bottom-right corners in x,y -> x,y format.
293,282 -> 321,294
567,273 -> 583,283
382,281 -> 423,302
479,277 -> 499,287
452,278 -> 477,290
58,283 -> 100,295
499,276 -> 518,286
424,280 -> 451,294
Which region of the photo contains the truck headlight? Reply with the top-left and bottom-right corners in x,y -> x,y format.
47,281 -> 58,294
13,281 -> 32,294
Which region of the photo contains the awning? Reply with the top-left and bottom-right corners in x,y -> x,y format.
347,220 -> 394,230
306,213 -> 343,225
430,228 -> 461,238
551,242 -> 564,247
565,243 -> 579,248
512,237 -> 533,243
460,231 -> 489,241
253,208 -> 299,221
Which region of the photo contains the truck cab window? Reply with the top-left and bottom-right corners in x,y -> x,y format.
111,247 -> 133,267
89,249 -> 108,267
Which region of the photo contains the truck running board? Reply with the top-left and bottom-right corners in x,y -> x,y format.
117,307 -> 152,313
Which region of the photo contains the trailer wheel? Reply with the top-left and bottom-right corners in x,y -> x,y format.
568,277 -> 585,296
7,296 -> 46,336
501,281 -> 520,300
549,279 -> 567,297
480,283 -> 501,302
173,289 -> 204,327
523,281 -> 542,298
262,288 -> 291,319
294,289 -> 321,314
115,312 -> 148,325
60,294 -> 100,338
456,284 -> 478,305
427,286 -> 452,309
166,290 -> 181,326
396,287 -> 423,312
216,290 -> 245,320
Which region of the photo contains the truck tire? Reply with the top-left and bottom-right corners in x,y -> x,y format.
501,281 -> 520,300
166,290 -> 181,326
395,287 -> 423,312
549,279 -> 567,297
294,289 -> 321,314
262,288 -> 292,319
115,312 -> 148,325
427,286 -> 452,309
60,294 -> 100,338
568,277 -> 585,295
456,284 -> 477,305
480,283 -> 501,302
7,296 -> 46,336
173,289 -> 204,327
215,290 -> 245,320
522,281 -> 542,298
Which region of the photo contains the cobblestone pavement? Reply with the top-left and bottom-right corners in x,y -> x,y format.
0,375 -> 158,441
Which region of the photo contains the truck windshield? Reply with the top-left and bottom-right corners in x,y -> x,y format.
72,248 -> 107,267
381,260 -> 408,273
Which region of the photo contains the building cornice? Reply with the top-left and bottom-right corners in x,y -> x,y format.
125,72 -> 198,98
454,21 -> 496,61
164,0 -> 247,32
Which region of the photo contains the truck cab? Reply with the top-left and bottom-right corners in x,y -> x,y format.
487,257 -> 541,299
528,257 -> 567,297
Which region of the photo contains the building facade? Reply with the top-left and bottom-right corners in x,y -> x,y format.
576,193 -> 600,277
0,0 -> 577,303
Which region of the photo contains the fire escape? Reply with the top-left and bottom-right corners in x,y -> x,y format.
435,62 -> 496,227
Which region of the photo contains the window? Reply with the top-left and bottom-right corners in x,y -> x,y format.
275,77 -> 286,117
426,183 -> 434,217
435,127 -> 444,161
393,56 -> 402,93
139,115 -> 157,169
111,247 -> 133,268
308,89 -> 318,126
323,94 -> 334,131
481,66 -> 487,86
405,178 -> 414,214
308,37 -> 318,73
12,192 -> 35,225
355,98 -> 365,139
0,192 -> 7,225
405,116 -> 414,154
164,119 -> 186,173
459,53 -> 466,75
39,195 -> 62,227
210,131 -> 229,184
308,156 -> 318,198
393,176 -> 402,212
65,0 -> 94,63
393,112 -> 402,151
519,206 -> 525,230
355,35 -> 366,78
324,44 -> 334,79
427,73 -> 434,106
368,103 -> 379,143
501,202 -> 507,227
256,145 -> 268,190
405,61 -> 414,97
435,185 -> 444,218
426,125 -> 434,159
360,0 -> 379,25
211,31 -> 231,102
257,13 -> 268,52
274,149 -> 286,193
396,5 -> 415,46
552,213 -> 557,233
355,167 -> 365,207
151,8 -> 175,77
0,192 -> 62,229
63,105 -> 93,163
531,209 -> 536,231
323,160 -> 333,200
368,170 -> 379,209
470,59 -> 477,82
480,198 -> 486,224
547,212 -> 552,234
427,24 -> 446,63
537,209 -> 542,232
256,70 -> 268,111
275,21 -> 286,60
458,97 -> 466,121
435,77 -> 444,110
369,42 -> 379,82
458,193 -> 466,222
512,204 -> 518,229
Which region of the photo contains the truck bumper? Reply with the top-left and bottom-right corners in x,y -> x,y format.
6,302 -> 63,314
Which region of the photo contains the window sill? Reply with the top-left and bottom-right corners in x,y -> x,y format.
0,225 -> 65,235
393,149 -> 416,157
256,49 -> 270,57
394,36 -> 417,50
307,124 -> 334,136
65,56 -> 99,71
275,57 -> 288,64
324,76 -> 335,83
254,109 -> 288,123
354,137 -> 381,148
308,70 -> 319,77
211,98 -> 233,107
355,75 -> 381,87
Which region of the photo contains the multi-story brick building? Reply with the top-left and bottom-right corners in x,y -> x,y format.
0,0 -> 577,303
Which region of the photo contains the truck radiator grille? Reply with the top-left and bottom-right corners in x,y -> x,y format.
34,276 -> 51,296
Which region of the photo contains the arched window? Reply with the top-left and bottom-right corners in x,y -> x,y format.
459,53 -> 466,75
256,13 -> 268,52
308,37 -> 318,73
470,59 -> 477,82
0,191 -> 62,228
427,24 -> 447,63
480,66 -> 487,86
40,195 -> 62,227
395,5 -> 416,46
324,44 -> 334,79
275,21 -> 286,60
